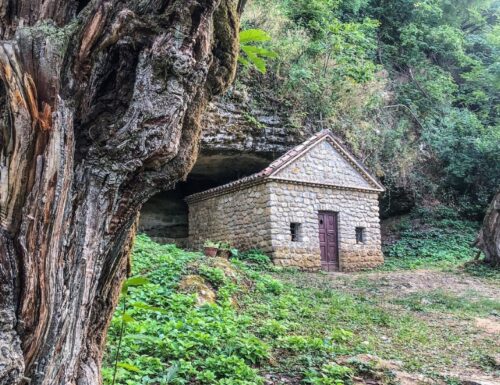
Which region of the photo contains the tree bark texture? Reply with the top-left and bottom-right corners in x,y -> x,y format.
0,1 -> 240,384
475,190 -> 500,267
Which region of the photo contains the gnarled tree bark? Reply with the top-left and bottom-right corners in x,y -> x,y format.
0,1 -> 240,384
474,190 -> 500,267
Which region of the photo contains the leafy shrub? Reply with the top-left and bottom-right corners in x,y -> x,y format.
304,363 -> 353,385
199,266 -> 226,288
204,240 -> 219,248
381,207 -> 480,271
259,319 -> 288,338
203,355 -> 263,383
236,249 -> 272,267
330,328 -> 354,343
230,336 -> 270,364
218,241 -> 231,251
278,335 -> 330,352
256,275 -> 284,295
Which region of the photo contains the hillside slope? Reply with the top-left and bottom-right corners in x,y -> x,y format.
103,236 -> 499,385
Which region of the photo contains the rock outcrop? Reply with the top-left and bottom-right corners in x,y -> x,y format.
200,97 -> 309,156
139,93 -> 312,243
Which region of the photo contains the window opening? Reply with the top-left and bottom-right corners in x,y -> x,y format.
355,227 -> 365,244
290,223 -> 302,242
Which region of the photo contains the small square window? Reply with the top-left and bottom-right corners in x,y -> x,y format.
355,227 -> 365,244
290,223 -> 302,242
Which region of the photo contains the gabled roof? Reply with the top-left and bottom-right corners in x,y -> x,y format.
186,130 -> 384,203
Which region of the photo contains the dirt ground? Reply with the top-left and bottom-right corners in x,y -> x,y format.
296,269 -> 499,300
280,269 -> 500,384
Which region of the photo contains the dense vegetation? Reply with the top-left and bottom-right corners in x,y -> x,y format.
381,205 -> 481,270
238,0 -> 499,217
103,235 -> 499,385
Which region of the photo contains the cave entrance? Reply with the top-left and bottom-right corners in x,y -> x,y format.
139,152 -> 274,247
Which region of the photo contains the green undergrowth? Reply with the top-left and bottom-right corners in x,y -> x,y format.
381,206 -> 481,272
103,235 -> 498,384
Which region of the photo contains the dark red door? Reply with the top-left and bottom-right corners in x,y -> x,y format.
319,211 -> 339,271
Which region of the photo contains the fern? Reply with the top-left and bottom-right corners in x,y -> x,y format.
239,29 -> 277,74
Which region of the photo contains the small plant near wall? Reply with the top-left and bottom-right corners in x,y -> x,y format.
217,241 -> 232,259
304,363 -> 354,385
199,265 -> 227,288
203,240 -> 219,257
236,249 -> 272,267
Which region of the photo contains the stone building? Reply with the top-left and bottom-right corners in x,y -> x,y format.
185,130 -> 385,271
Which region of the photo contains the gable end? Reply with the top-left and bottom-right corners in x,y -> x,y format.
269,135 -> 384,192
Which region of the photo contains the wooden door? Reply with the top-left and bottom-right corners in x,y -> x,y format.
319,211 -> 339,271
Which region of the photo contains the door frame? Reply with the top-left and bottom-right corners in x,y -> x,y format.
318,210 -> 340,272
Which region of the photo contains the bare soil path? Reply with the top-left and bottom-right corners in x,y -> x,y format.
295,269 -> 499,300
278,268 -> 500,384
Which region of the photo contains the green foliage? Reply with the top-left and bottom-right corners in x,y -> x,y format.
381,206 -> 480,270
239,29 -> 277,74
242,0 -> 380,124
218,241 -> 231,250
304,363 -> 354,385
240,0 -> 500,217
256,275 -> 284,295
204,240 -> 219,248
105,236 -> 498,382
422,109 -> 500,216
104,236 -> 266,385
259,319 -> 288,338
462,261 -> 500,282
234,249 -> 272,267
199,265 -> 226,288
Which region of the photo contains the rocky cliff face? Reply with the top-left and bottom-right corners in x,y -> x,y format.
200,96 -> 308,155
139,93 -> 311,244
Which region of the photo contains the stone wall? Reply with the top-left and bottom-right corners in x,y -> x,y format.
188,183 -> 273,253
187,180 -> 383,271
275,140 -> 373,189
268,181 -> 383,271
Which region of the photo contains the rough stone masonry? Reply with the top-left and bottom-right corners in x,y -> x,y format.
186,130 -> 384,271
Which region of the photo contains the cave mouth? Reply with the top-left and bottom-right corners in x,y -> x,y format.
139,152 -> 275,246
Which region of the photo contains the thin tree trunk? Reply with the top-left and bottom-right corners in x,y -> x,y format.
474,190 -> 500,267
0,1 -> 240,384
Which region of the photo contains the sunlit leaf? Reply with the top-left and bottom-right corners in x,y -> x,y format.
240,29 -> 271,43
121,312 -> 135,323
241,45 -> 278,58
130,301 -> 168,314
117,362 -> 141,372
121,276 -> 150,294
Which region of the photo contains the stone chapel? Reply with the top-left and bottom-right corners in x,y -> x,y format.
186,130 -> 385,271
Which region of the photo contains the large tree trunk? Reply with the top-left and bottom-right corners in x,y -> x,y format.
474,190 -> 500,267
0,1 -> 240,384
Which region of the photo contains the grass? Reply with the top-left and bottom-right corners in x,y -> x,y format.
273,271 -> 499,377
393,289 -> 500,317
103,234 -> 500,385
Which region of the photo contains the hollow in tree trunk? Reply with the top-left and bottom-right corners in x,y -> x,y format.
0,1 -> 240,384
